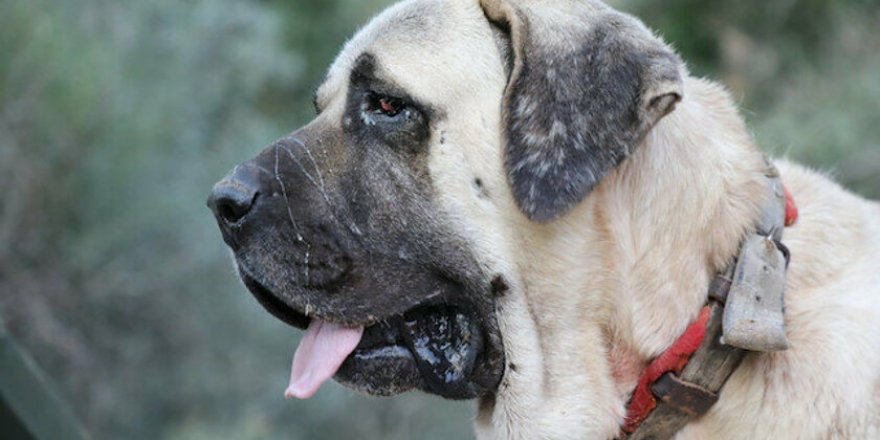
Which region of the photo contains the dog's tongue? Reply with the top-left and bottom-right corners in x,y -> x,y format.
284,319 -> 363,399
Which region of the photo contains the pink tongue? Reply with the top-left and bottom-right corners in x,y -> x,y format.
284,319 -> 364,399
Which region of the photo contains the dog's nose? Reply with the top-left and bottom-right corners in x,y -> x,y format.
207,165 -> 261,224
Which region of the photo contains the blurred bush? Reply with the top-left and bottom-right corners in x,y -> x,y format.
1,0 -> 469,438
0,0 -> 877,439
624,0 -> 880,198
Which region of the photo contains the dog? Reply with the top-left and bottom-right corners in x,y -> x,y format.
207,0 -> 880,438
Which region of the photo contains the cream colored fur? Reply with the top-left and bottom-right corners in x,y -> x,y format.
314,0 -> 880,438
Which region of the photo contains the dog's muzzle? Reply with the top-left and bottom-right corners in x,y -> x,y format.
205,132 -> 505,400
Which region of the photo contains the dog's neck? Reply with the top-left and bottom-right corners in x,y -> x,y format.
477,78 -> 770,440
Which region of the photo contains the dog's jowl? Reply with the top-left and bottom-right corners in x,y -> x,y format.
208,0 -> 880,439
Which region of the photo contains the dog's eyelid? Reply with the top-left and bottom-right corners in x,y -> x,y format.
362,91 -> 412,118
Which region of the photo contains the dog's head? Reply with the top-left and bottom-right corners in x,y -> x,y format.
207,0 -> 682,400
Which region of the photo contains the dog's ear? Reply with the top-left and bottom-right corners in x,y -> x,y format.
481,0 -> 684,222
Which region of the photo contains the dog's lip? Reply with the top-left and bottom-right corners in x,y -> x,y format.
240,271 -> 477,351
240,271 -> 409,329
350,344 -> 413,361
337,306 -> 485,397
239,271 -> 489,397
241,272 -> 312,329
239,269 -> 453,329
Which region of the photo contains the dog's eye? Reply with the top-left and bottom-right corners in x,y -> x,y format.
355,90 -> 429,150
363,92 -> 405,117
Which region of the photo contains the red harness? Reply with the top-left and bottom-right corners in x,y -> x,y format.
622,187 -> 799,434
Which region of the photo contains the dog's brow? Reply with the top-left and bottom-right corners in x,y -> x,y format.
348,53 -> 417,103
350,52 -> 380,84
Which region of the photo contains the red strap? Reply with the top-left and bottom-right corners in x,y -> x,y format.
784,185 -> 798,227
622,306 -> 711,433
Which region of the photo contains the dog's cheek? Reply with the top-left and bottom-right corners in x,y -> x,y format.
428,132 -> 504,229
426,130 -> 524,294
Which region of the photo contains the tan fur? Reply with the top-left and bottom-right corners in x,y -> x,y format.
315,0 -> 880,438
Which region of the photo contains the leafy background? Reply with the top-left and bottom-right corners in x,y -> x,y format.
0,0 -> 877,438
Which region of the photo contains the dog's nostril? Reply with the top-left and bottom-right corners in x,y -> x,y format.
220,192 -> 256,223
210,185 -> 258,224
208,168 -> 262,224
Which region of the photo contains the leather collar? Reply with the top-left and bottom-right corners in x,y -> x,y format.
620,165 -> 798,439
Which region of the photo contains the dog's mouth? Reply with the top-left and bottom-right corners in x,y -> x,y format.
241,272 -> 489,399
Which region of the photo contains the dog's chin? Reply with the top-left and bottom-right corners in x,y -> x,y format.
240,271 -> 502,400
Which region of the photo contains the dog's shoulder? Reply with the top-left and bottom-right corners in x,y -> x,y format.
776,159 -> 880,291
681,160 -> 880,439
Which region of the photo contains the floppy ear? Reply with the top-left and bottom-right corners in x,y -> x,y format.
481,0 -> 684,222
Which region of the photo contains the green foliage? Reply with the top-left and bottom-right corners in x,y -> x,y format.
622,0 -> 880,197
1,0 -> 473,438
0,0 -> 877,439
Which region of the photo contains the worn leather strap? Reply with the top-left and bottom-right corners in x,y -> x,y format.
622,163 -> 797,440
624,267 -> 747,440
651,373 -> 719,417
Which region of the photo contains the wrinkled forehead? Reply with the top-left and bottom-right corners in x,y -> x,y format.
315,0 -> 505,111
